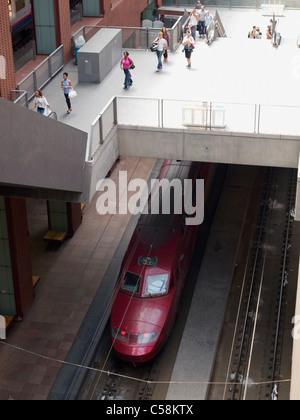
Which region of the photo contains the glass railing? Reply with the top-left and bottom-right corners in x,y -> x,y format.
87,96 -> 300,160
16,45 -> 64,101
161,1 -> 286,8
72,16 -> 183,55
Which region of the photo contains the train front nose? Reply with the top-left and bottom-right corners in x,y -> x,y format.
111,324 -> 161,364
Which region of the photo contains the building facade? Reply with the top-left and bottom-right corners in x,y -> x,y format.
0,0 -> 161,100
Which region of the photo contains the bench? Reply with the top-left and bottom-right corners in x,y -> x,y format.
43,230 -> 67,243
32,275 -> 41,288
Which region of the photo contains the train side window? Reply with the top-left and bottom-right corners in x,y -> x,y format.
8,0 -> 13,17
15,0 -> 25,13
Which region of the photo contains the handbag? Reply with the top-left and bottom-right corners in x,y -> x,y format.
150,38 -> 159,52
69,89 -> 77,99
130,60 -> 135,70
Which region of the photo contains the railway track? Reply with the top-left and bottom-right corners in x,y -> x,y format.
209,167 -> 297,400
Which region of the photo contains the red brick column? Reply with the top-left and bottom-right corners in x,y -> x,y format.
0,1 -> 16,99
101,0 -> 149,26
5,198 -> 34,320
53,0 -> 72,63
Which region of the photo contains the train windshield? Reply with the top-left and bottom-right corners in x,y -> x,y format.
122,271 -> 141,294
145,274 -> 168,296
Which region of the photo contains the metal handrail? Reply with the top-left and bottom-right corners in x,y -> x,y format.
17,45 -> 64,101
10,90 -> 29,108
72,17 -> 183,54
48,111 -> 58,120
86,95 -> 300,160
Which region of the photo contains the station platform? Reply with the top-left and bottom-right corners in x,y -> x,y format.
0,156 -> 156,400
1,7 -> 300,400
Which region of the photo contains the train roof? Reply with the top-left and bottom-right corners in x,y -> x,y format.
139,160 -> 201,229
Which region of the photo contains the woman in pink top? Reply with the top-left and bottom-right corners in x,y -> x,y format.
120,52 -> 134,89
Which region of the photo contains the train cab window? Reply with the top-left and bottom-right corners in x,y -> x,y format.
122,272 -> 141,294
145,274 -> 168,296
15,0 -> 25,13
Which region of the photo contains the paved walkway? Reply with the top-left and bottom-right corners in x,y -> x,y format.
0,156 -> 156,400
38,8 -> 300,135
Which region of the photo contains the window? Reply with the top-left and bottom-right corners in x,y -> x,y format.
15,0 -> 25,13
8,0 -> 13,18
145,274 -> 168,296
122,272 -> 141,294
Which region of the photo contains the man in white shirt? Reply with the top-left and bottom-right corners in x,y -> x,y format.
153,32 -> 168,71
205,10 -> 213,29
198,5 -> 207,37
189,9 -> 199,41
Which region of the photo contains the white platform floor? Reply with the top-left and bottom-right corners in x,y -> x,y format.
38,8 -> 300,137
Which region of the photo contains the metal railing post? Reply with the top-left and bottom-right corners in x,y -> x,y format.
254,104 -> 258,134
48,56 -> 53,79
257,104 -> 261,134
158,99 -> 161,128
33,70 -> 38,92
87,126 -> 94,161
113,96 -> 118,125
99,115 -> 104,145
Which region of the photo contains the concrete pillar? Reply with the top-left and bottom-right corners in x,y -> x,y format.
295,153 -> 300,222
0,0 -> 16,99
0,197 -> 33,320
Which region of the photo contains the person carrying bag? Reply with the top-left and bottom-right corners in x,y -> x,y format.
120,51 -> 134,89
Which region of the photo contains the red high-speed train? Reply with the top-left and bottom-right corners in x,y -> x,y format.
110,160 -> 210,365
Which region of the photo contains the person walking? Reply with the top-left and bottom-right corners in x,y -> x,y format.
61,72 -> 72,114
153,31 -> 167,72
120,51 -> 134,89
198,5 -> 207,38
182,30 -> 195,68
189,9 -> 199,42
162,26 -> 170,61
266,25 -> 272,40
32,89 -> 50,115
205,10 -> 213,34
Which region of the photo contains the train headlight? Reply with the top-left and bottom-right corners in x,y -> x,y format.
112,328 -> 129,343
137,332 -> 159,344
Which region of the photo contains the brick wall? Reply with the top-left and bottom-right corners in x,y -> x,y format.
53,0 -> 154,66
101,0 -> 153,27
0,0 -> 16,99
54,0 -> 72,63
